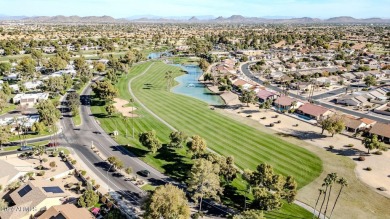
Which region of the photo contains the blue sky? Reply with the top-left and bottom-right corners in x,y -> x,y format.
0,0 -> 389,18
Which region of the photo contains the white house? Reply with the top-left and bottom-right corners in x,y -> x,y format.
24,81 -> 43,90
13,93 -> 49,106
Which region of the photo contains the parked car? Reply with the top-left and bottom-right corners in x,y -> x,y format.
18,146 -> 33,151
47,142 -> 60,147
137,170 -> 150,177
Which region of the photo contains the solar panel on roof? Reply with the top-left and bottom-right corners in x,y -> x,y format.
43,186 -> 64,194
18,185 -> 32,197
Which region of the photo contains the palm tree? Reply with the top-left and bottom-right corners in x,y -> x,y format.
164,71 -> 173,91
329,178 -> 348,219
317,175 -> 331,218
313,188 -> 324,219
323,173 -> 338,218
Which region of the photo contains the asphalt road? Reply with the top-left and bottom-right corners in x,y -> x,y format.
241,63 -> 390,123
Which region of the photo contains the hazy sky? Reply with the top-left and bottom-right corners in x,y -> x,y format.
0,0 -> 389,18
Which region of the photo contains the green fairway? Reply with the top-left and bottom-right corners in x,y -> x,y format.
129,62 -> 322,188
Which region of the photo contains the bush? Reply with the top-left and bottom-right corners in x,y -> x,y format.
95,184 -> 100,189
52,151 -> 59,157
365,167 -> 372,171
80,170 -> 87,176
261,117 -> 266,119
269,123 -> 275,127
276,120 -> 281,123
42,158 -> 48,163
37,171 -> 45,176
246,115 -> 252,117
101,196 -> 107,204
358,156 -> 365,161
374,151 -> 383,155
50,177 -> 55,181
71,160 -> 77,165
67,183 -> 74,188
36,165 -> 44,170
329,145 -> 334,150
346,144 -> 354,147
49,161 -> 57,168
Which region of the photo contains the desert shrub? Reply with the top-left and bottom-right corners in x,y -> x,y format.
50,177 -> 55,181
329,145 -> 334,150
358,156 -> 365,161
37,171 -> 45,176
365,167 -> 372,171
246,115 -> 252,117
42,158 -> 48,163
80,170 -> 87,176
346,144 -> 354,147
374,151 -> 383,155
71,160 -> 77,165
52,151 -> 59,157
270,123 -> 275,127
36,165 -> 44,170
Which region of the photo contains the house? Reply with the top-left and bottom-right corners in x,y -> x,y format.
37,204 -> 94,219
296,103 -> 332,120
3,73 -> 19,81
343,117 -> 367,133
273,96 -> 303,111
369,123 -> 390,143
0,160 -> 23,187
257,90 -> 278,103
232,79 -> 254,91
289,82 -> 313,91
336,94 -> 363,106
13,93 -> 49,106
0,180 -> 69,219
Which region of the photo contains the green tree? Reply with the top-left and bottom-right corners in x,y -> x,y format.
323,173 -> 338,217
95,62 -> 106,73
67,92 -> 81,116
17,57 -> 36,79
187,159 -> 223,212
31,49 -> 43,66
253,187 -> 283,211
188,135 -> 207,158
319,114 -> 345,137
78,190 -> 99,208
219,156 -> 238,183
364,76 -> 377,87
168,131 -> 187,148
91,80 -> 118,102
44,76 -> 64,93
313,188 -> 324,217
31,122 -> 46,134
1,81 -> 12,96
0,91 -> 8,111
105,104 -> 117,117
239,90 -> 257,107
233,210 -> 265,219
139,130 -> 162,154
124,167 -> 132,175
0,199 -> 8,210
45,55 -> 67,72
143,184 -> 191,219
362,134 -> 384,154
36,100 -> 61,126
107,156 -> 124,171
199,58 -> 210,72
0,126 -> 11,150
0,62 -> 11,76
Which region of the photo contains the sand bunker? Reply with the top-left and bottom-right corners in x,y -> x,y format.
113,98 -> 138,118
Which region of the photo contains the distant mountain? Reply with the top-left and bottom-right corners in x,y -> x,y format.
1,14 -> 389,24
21,15 -> 122,23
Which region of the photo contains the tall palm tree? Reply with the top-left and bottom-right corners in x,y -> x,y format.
324,173 -> 338,218
329,177 -> 348,219
317,175 -> 331,218
313,188 -> 324,219
164,71 -> 173,91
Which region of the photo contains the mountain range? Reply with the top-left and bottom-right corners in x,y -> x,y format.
1,15 -> 389,24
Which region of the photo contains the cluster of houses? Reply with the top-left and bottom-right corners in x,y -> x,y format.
336,85 -> 390,107
211,59 -> 238,74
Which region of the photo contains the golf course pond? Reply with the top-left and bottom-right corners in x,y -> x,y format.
171,64 -> 225,106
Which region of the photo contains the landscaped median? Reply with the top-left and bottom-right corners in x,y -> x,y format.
91,62 -> 323,217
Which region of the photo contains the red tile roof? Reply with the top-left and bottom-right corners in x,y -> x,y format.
297,103 -> 330,117
274,96 -> 296,107
257,90 -> 277,100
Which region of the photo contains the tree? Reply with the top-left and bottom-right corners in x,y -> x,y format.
0,91 -> 8,111
219,156 -> 238,183
49,161 -> 57,169
143,184 -> 190,219
329,178 -> 348,219
168,131 -> 187,148
0,199 -> 8,210
362,134 -> 384,154
188,135 -> 207,158
319,114 -> 345,137
67,92 -> 81,116
233,210 -> 265,219
199,58 -> 210,72
91,80 -> 118,102
187,159 -> 223,212
317,174 -> 332,218
45,55 -> 67,72
164,71 -> 173,91
124,167 -> 132,175
95,62 -> 106,72
323,173 -> 338,217
36,100 -> 61,126
139,130 -> 162,154
17,57 -> 36,80
239,90 -> 257,107
107,156 -> 124,171
0,62 -> 11,76
313,189 -> 324,218
364,76 -> 377,87
0,126 -> 11,150
1,81 -> 12,96
253,187 -> 283,211
105,104 -> 116,117
31,49 -> 43,66
44,76 -> 64,93
78,190 -> 99,208
31,122 -> 45,134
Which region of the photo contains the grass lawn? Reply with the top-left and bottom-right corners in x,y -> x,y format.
91,62 -> 322,217
9,130 -> 51,142
141,184 -> 156,191
72,114 -> 82,126
3,140 -> 50,151
0,104 -> 17,115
